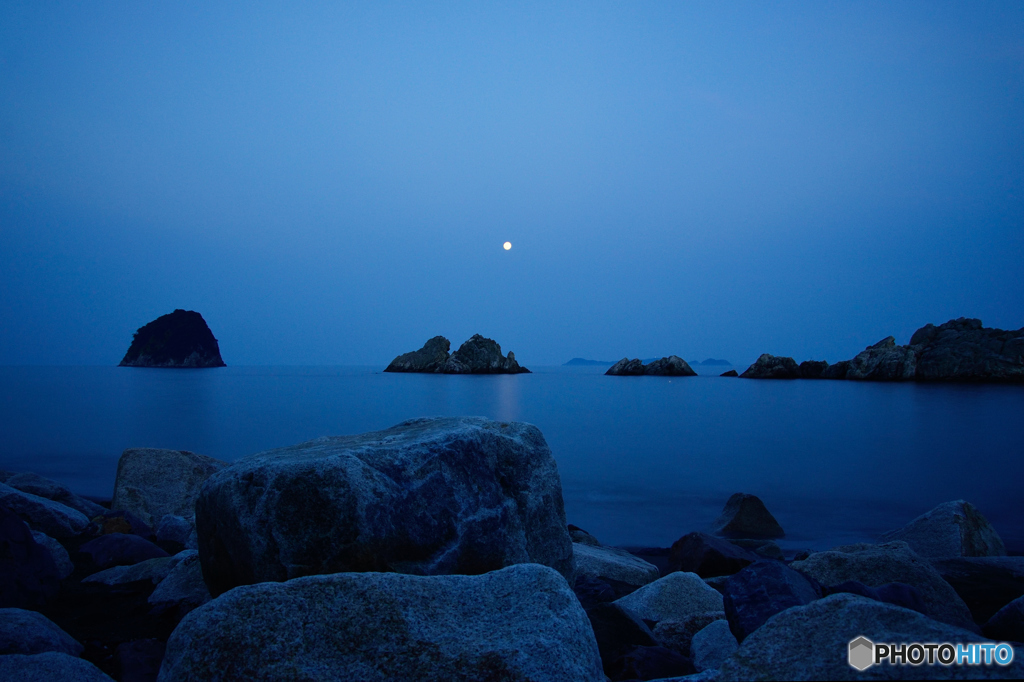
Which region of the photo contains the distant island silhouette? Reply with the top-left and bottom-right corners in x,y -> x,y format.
563,358 -> 615,366
699,358 -> 732,366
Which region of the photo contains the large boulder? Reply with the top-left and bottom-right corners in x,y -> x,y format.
613,572 -> 724,624
0,652 -> 114,681
158,563 -> 603,682
444,334 -> 531,374
384,336 -> 451,373
717,593 -> 1024,681
845,336 -> 917,381
984,595 -> 1024,642
930,556 -> 1024,625
879,500 -> 1006,558
119,309 -> 225,368
0,506 -> 60,609
30,531 -> 73,580
584,602 -> 658,675
690,619 -> 738,672
3,472 -> 106,518
606,358 -> 645,375
111,448 -> 227,528
0,608 -> 82,656
708,493 -> 784,539
911,318 -> 1024,383
722,560 -> 821,642
573,543 -> 660,589
739,354 -> 800,379
644,356 -> 698,376
791,542 -> 977,632
196,417 -> 573,596
669,532 -> 758,578
148,552 -> 211,617
0,483 -> 89,539
824,580 -> 928,616
79,533 -> 169,570
651,611 -> 726,658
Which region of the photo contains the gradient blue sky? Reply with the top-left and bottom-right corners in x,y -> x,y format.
2,1 -> 1022,366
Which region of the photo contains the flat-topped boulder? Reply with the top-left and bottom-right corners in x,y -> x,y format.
119,309 -> 225,368
384,335 -> 530,373
196,417 -> 572,596
111,447 -> 227,527
739,354 -> 800,379
606,356 -> 697,376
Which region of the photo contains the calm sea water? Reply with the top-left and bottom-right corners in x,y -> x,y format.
1,365 -> 1021,552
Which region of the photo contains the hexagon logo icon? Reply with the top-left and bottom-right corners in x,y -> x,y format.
849,636 -> 874,671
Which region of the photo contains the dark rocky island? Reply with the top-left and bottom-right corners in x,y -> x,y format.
606,356 -> 697,376
119,310 -> 225,368
740,317 -> 1024,383
384,334 -> 530,374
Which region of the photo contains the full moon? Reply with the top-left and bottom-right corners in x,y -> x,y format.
503,241 -> 512,250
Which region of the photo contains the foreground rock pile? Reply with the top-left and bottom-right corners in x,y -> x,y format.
739,317 -> 1024,382
3,421 -> 1023,681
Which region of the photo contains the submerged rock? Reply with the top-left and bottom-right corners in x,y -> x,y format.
717,593 -> 1024,681
708,493 -> 785,539
158,564 -> 603,682
791,541 -> 977,632
879,500 -> 1006,559
196,417 -> 572,596
0,608 -> 82,656
739,354 -> 800,379
119,309 -> 225,368
111,448 -> 227,528
846,336 -> 917,381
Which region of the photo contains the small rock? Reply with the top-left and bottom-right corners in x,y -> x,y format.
0,608 -> 83,656
158,564 -> 603,682
568,524 -> 601,546
983,595 -> 1024,642
79,533 -> 169,570
708,493 -> 784,539
739,354 -> 800,379
791,541 -> 977,632
30,531 -> 74,580
0,652 -> 114,681
111,448 -> 227,528
690,620 -> 738,672
669,532 -> 758,578
0,505 -> 60,609
717,593 -> 1024,681
723,560 -> 821,642
83,551 -> 194,586
930,556 -> 1024,625
148,552 -> 211,616
614,572 -> 724,624
574,543 -> 661,589
720,369 -> 738,377
155,515 -> 194,547
652,612 -> 726,657
0,483 -> 90,539
879,500 -> 1006,558
115,639 -> 165,682
3,472 -> 107,518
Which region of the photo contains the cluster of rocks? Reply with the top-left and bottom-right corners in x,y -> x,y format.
606,356 -> 697,377
737,317 -> 1024,382
384,334 -> 530,374
119,310 -> 225,369
4,419 -> 1023,681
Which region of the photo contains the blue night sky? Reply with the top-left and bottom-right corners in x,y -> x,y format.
2,2 -> 1022,367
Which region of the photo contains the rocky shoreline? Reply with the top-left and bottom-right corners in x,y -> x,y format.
3,419 -> 1023,681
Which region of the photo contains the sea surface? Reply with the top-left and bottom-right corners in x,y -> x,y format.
2,364 -> 1022,553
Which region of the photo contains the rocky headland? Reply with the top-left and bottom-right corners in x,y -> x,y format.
385,334 -> 530,374
606,356 -> 697,376
3,422 -> 1023,680
119,310 -> 225,369
740,317 -> 1024,383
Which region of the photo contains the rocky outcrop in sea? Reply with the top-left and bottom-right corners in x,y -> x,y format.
385,334 -> 530,373
740,317 -> 1024,383
606,355 -> 697,376
3,426 -> 1024,680
119,310 -> 225,368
